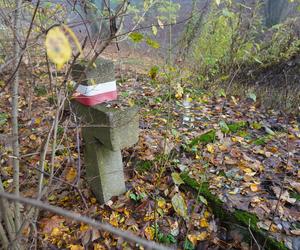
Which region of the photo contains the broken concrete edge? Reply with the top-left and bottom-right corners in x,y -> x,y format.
180,172 -> 289,250
71,58 -> 115,85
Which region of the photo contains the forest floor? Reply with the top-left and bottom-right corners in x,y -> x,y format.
0,52 -> 299,250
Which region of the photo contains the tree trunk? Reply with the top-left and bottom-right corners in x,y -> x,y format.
12,0 -> 22,243
265,0 -> 288,27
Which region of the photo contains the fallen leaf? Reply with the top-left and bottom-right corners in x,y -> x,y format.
171,192 -> 188,219
51,227 -> 61,237
144,226 -> 155,240
207,144 -> 214,153
200,218 -> 209,228
69,245 -> 84,250
66,167 -> 77,182
250,184 -> 259,192
291,229 -> 300,236
171,172 -> 184,186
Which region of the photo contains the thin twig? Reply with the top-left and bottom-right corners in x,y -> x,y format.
248,219 -> 261,250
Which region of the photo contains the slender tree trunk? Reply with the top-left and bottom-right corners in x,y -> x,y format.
12,0 -> 22,240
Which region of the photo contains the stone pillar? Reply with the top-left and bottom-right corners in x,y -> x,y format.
71,59 -> 139,203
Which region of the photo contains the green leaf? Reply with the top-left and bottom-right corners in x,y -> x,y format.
152,25 -> 158,36
129,193 -> 138,201
227,121 -> 247,133
198,195 -> 208,205
189,130 -> 216,147
129,32 -> 144,43
171,192 -> 188,219
171,173 -> 184,186
184,239 -> 195,250
247,92 -> 256,102
252,136 -> 268,145
219,120 -> 230,134
146,37 -> 160,49
218,88 -> 226,97
167,234 -> 177,243
0,113 -> 9,126
251,122 -> 262,130
148,65 -> 159,79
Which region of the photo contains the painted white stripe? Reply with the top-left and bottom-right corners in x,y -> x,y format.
75,80 -> 117,97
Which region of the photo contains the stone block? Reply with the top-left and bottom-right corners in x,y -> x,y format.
72,101 -> 139,150
72,58 -> 115,85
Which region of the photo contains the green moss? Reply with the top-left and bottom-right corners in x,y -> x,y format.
234,210 -> 259,230
136,160 -> 152,173
180,173 -> 289,250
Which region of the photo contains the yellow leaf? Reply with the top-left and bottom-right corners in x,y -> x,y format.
175,84 -> 183,99
187,234 -> 198,246
29,134 -> 37,141
243,168 -> 254,174
90,79 -> 96,85
188,232 -> 207,246
51,227 -> 61,237
204,211 -> 211,219
200,218 -> 209,228
250,183 -> 259,192
144,212 -> 155,222
80,224 -> 89,232
93,244 -> 106,250
128,99 -> 135,107
197,231 -> 208,241
34,117 -> 42,125
45,26 -> 72,70
231,96 -> 238,105
157,197 -> 166,208
144,226 -> 155,240
206,144 -> 214,153
69,245 -> 84,250
66,168 -> 77,182
109,212 -> 119,227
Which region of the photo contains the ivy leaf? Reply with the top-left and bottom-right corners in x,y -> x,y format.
171,192 -> 188,219
129,32 -> 144,43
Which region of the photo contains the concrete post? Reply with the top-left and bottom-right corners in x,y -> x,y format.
71,59 -> 139,203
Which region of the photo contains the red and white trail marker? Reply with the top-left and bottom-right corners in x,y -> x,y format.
73,80 -> 117,106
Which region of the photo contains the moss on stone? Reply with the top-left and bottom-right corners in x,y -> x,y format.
180,173 -> 288,250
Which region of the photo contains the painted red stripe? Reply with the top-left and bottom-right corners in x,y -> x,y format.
74,91 -> 117,106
